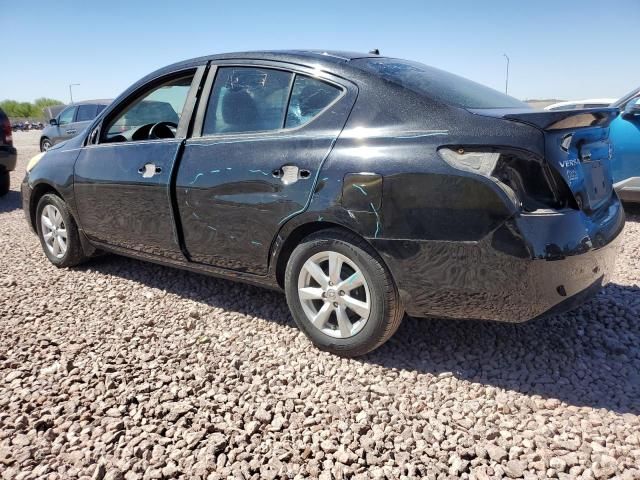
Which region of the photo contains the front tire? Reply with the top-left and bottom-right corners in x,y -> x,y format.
0,171 -> 9,196
40,137 -> 52,152
284,229 -> 403,357
36,193 -> 88,267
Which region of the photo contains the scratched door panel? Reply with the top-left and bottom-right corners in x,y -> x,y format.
74,141 -> 183,260
176,134 -> 337,274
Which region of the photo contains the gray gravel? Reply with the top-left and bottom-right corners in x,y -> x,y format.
1,131 -> 640,479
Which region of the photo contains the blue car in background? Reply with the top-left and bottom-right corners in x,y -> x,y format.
610,87 -> 640,202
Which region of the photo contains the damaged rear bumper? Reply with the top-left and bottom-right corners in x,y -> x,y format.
372,198 -> 624,322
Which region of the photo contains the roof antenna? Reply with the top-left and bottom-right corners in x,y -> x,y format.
369,48 -> 380,55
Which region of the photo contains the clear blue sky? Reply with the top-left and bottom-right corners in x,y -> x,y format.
2,0 -> 638,103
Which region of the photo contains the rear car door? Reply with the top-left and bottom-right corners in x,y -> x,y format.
74,67 -> 205,260
176,63 -> 356,274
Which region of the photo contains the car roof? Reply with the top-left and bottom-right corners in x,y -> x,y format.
544,98 -> 617,110
161,50 -> 382,74
205,50 -> 379,63
71,99 -> 112,106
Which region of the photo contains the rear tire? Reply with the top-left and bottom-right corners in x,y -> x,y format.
36,193 -> 88,267
284,228 -> 403,357
0,171 -> 9,196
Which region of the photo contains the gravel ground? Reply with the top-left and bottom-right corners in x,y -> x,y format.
1,130 -> 639,479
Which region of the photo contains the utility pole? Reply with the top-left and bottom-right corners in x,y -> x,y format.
69,83 -> 80,104
503,54 -> 510,95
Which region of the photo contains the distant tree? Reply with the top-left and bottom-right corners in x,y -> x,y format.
0,98 -> 64,119
34,97 -> 64,118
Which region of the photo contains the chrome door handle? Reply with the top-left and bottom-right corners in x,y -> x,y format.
138,163 -> 162,178
66,129 -> 76,135
272,165 -> 311,185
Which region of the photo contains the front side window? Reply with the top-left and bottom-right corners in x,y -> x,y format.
76,104 -> 98,122
104,74 -> 194,143
203,67 -> 293,135
58,107 -> 76,125
285,76 -> 342,128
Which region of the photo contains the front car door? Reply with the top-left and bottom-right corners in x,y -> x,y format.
610,90 -> 640,200
73,66 -> 205,260
54,106 -> 77,144
175,62 -> 357,274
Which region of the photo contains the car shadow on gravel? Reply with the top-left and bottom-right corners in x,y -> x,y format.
80,255 -> 639,415
0,190 -> 21,213
366,282 -> 640,415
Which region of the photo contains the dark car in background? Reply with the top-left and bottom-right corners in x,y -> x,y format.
40,100 -> 110,151
0,107 -> 17,196
22,51 -> 624,356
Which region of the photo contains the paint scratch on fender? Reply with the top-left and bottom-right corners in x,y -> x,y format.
353,184 -> 367,196
370,202 -> 381,238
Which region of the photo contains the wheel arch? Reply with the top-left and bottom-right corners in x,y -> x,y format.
28,183 -> 64,231
273,219 -> 382,289
39,136 -> 51,151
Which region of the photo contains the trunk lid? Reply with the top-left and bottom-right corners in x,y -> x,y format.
469,107 -> 619,212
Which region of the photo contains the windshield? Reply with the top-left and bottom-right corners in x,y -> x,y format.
352,58 -> 529,109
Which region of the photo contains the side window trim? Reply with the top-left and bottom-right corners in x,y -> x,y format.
192,65 -> 218,138
282,74 -> 297,130
191,62 -> 348,139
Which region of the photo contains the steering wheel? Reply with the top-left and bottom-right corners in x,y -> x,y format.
149,122 -> 178,140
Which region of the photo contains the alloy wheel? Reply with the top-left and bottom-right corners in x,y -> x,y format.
297,250 -> 371,338
40,204 -> 67,258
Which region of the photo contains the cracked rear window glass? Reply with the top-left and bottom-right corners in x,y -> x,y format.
353,58 -> 528,109
203,67 -> 293,135
285,76 -> 342,128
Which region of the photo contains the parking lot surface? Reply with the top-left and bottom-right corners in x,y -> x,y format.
1,131 -> 639,479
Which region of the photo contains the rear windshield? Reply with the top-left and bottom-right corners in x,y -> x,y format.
352,58 -> 528,109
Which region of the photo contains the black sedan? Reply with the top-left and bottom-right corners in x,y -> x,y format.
22,50 -> 624,356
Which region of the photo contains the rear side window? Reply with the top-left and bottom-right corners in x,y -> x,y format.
76,104 -> 98,122
203,67 -> 293,135
286,76 -> 342,128
352,58 -> 528,109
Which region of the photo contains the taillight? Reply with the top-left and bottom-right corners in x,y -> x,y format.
2,120 -> 12,145
439,147 -> 573,211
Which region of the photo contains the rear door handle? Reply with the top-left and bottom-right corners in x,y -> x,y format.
272,165 -> 311,185
138,163 -> 162,178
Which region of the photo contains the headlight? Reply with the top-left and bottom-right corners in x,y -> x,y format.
26,152 -> 45,172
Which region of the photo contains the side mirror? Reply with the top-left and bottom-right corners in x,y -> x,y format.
49,118 -> 58,126
623,98 -> 640,119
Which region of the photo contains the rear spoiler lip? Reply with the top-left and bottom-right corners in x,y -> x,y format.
467,107 -> 620,130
